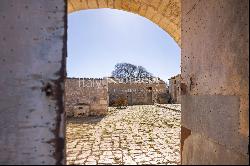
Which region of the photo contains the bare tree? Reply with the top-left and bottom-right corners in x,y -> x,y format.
136,66 -> 153,78
111,63 -> 153,79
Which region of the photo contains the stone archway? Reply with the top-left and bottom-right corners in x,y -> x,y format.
66,2 -> 182,164
0,0 -> 248,165
67,0 -> 181,46
67,1 -> 249,165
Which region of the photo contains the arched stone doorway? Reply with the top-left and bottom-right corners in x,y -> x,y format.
0,0 -> 248,165
67,2 -> 182,164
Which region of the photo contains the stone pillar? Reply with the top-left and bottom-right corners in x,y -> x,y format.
181,0 -> 249,164
0,0 -> 66,164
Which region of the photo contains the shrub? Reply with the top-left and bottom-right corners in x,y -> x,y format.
113,97 -> 128,108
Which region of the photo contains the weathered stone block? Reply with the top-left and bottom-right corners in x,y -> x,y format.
73,105 -> 90,117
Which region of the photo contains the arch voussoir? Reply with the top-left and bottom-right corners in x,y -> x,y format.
67,0 -> 181,46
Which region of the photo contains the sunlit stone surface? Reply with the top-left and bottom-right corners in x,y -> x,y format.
66,105 -> 181,165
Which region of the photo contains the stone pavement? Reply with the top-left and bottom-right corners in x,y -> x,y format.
66,105 -> 181,165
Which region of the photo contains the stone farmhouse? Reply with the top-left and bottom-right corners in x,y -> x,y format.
168,74 -> 181,104
65,76 -> 171,117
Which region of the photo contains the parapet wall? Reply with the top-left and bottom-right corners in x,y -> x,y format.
65,78 -> 108,117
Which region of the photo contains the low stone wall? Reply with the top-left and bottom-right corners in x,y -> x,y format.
65,78 -> 108,117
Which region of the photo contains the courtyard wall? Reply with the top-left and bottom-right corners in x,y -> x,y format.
65,78 -> 108,117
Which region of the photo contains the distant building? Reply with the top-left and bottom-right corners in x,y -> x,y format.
65,76 -> 171,117
168,74 -> 181,104
107,77 -> 170,106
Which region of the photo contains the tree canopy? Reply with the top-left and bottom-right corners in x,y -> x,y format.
111,63 -> 153,79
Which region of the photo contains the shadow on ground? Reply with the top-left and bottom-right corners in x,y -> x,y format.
66,116 -> 106,125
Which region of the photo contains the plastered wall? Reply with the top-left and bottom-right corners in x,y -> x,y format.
181,0 -> 249,164
0,0 -> 66,164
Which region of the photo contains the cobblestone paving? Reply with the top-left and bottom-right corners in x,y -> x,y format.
66,105 -> 181,165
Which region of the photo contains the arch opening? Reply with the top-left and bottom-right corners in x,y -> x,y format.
65,7 -> 181,165
67,0 -> 181,46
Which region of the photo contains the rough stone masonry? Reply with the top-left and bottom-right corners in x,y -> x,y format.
65,78 -> 108,117
65,77 -> 170,118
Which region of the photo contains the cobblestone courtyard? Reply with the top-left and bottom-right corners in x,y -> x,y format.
66,105 -> 181,165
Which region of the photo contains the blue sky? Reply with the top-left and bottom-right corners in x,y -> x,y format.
67,9 -> 180,82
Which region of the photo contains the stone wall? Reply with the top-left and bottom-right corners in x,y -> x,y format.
65,77 -> 169,112
181,0 -> 249,164
65,78 -> 108,117
108,78 -> 169,106
168,74 -> 181,104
